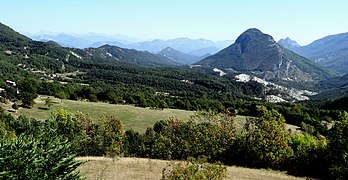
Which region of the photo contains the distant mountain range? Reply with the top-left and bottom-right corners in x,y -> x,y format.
3,21 -> 348,100
24,32 -> 139,48
157,47 -> 204,64
0,22 -> 181,68
25,32 -> 233,57
196,28 -> 336,82
278,32 -> 348,75
87,45 -> 182,67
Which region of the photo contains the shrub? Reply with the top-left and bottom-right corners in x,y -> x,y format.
161,158 -> 226,180
288,134 -> 327,177
144,111 -> 236,162
92,116 -> 125,157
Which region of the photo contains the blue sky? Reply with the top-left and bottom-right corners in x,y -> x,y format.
0,0 -> 347,45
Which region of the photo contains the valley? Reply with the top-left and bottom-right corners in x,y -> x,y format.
1,19 -> 348,180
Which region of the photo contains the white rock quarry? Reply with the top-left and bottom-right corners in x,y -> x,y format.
266,95 -> 287,103
235,73 -> 317,102
189,65 -> 202,68
70,51 -> 83,59
106,52 -> 113,57
213,68 -> 227,76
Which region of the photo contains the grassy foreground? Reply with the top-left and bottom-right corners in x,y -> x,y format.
76,157 -> 305,180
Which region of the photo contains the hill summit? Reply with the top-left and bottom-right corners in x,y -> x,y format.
157,47 -> 201,64
277,37 -> 301,49
196,28 -> 335,82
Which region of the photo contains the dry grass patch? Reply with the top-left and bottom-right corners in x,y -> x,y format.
76,157 -> 306,180
76,157 -> 167,180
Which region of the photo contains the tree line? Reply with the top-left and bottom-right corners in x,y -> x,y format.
1,106 -> 348,179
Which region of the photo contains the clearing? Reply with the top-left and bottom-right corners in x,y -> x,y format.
6,95 -> 194,132
3,95 -> 299,133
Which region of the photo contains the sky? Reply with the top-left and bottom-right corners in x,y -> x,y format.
0,0 -> 347,45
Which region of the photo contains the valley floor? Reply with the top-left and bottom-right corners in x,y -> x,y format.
76,157 -> 305,180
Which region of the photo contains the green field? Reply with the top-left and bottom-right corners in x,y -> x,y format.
8,95 -> 194,132
3,95 -> 297,133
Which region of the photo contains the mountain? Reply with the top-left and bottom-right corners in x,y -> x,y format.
0,22 -> 180,70
87,45 -> 181,67
90,41 -> 126,48
0,22 -> 31,44
187,47 -> 220,56
196,28 -> 336,82
312,73 -> 348,100
90,38 -> 229,56
316,73 -> 348,90
26,31 -> 233,56
157,47 -> 202,64
128,38 -> 232,54
277,37 -> 301,50
279,32 -> 348,75
25,32 -> 139,49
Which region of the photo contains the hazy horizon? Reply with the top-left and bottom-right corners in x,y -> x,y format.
1,0 -> 347,46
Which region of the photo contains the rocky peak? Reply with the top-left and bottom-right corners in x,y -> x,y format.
278,37 -> 301,49
196,28 -> 334,82
235,28 -> 277,53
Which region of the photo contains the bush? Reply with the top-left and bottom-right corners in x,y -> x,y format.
142,111 -> 236,162
91,116 -> 125,157
288,134 -> 327,177
161,158 -> 226,180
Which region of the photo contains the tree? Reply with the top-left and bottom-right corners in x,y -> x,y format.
92,116 -> 125,157
50,108 -> 77,139
18,78 -> 38,109
44,97 -> 54,109
0,133 -> 82,179
327,111 -> 348,179
158,100 -> 167,110
11,103 -> 19,112
20,92 -> 37,108
236,106 -> 292,168
288,134 -> 327,177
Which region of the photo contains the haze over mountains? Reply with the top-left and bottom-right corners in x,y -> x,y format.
25,32 -> 232,57
3,21 -> 348,90
28,29 -> 348,76
157,47 -> 203,65
278,33 -> 348,75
